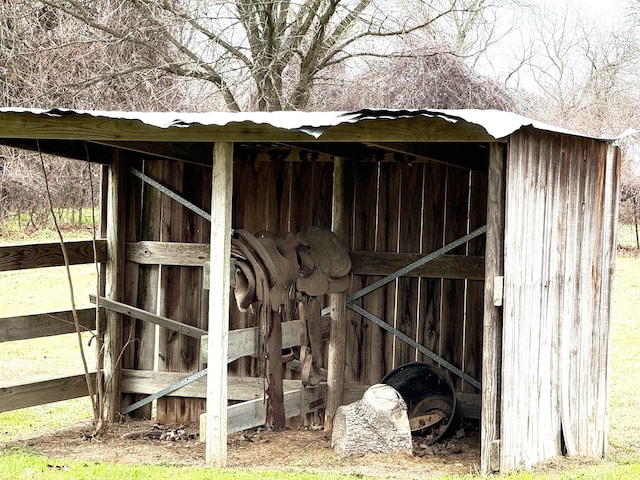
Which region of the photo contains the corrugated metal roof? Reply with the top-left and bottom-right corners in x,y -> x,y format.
0,106 -> 621,141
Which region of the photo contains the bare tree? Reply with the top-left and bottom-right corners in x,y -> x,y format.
0,0 -> 196,232
1,1 -> 194,110
619,157 -> 640,250
488,2 -> 640,136
34,0 -> 509,111
307,48 -> 518,110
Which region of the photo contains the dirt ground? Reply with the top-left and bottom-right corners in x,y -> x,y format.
4,419 -> 484,478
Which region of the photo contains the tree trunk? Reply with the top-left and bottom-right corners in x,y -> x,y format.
331,384 -> 412,458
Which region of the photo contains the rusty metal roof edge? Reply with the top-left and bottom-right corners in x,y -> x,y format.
0,106 -> 622,142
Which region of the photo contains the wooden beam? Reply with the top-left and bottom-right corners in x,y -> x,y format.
90,294 -> 207,339
0,308 -> 95,342
0,111 -> 497,143
325,156 -> 348,433
0,373 -> 97,413
94,140 -> 214,166
350,252 -> 484,280
481,143 -> 506,474
126,241 -> 210,266
367,142 -> 490,171
201,316 -> 331,364
0,240 -> 107,272
222,384 -> 326,436
206,142 -> 233,467
0,139 -> 113,164
125,241 -> 485,280
121,370 -> 302,401
103,152 -> 126,421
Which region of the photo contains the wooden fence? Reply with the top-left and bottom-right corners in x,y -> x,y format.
0,239 -> 329,430
0,238 -> 482,425
0,240 -> 103,412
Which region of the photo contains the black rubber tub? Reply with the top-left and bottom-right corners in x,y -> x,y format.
381,362 -> 463,444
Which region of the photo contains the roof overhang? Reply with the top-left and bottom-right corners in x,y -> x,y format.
0,107 -> 614,170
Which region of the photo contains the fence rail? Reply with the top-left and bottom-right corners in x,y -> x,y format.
0,239 -> 482,427
0,239 -> 107,272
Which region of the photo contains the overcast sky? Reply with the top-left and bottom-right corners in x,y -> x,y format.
474,0 -> 632,92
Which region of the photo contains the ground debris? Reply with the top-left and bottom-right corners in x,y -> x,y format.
6,419 -> 486,477
120,423 -> 198,442
412,420 -> 478,457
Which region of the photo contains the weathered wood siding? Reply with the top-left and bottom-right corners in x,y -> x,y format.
228,154 -> 486,389
116,158 -> 212,422
122,151 -> 487,422
344,160 -> 486,390
501,128 -> 619,470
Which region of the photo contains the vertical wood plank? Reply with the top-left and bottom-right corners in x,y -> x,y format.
313,161 -> 334,229
349,161 -> 378,383
153,160 -> 210,423
133,159 -> 164,419
367,162 -> 386,383
96,165 -> 108,385
231,156 -> 260,377
394,162 -> 423,367
103,152 -> 126,421
463,168 -> 487,393
417,162 -> 445,364
538,131 -> 563,461
206,142 -> 233,467
257,159 -> 280,232
156,160 -> 185,423
121,158 -> 142,415
501,129 -> 536,470
381,163 -> 401,371
595,143 -> 620,456
480,143 -> 505,475
289,161 -> 314,232
182,161 -> 211,419
560,134 -> 582,458
324,157 -> 347,431
440,166 -> 469,390
278,161 -> 293,233
314,160 -> 335,387
529,131 -> 558,459
325,157 -> 347,433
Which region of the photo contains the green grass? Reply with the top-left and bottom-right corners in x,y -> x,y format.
607,255 -> 640,464
0,400 -> 95,440
0,450 -> 371,480
0,451 -> 638,480
0,233 -> 98,443
0,210 -> 99,243
617,222 -> 640,249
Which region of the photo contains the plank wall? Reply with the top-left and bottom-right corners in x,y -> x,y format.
344,160 -> 486,390
119,158 -> 212,422
229,153 -> 487,392
122,150 -> 488,422
500,128 -> 618,470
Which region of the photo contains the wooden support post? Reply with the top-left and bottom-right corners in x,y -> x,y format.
481,143 -> 506,474
205,142 -> 233,467
325,157 -> 347,433
103,154 -> 126,421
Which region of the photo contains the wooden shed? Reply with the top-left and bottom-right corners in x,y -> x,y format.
0,107 -> 620,474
